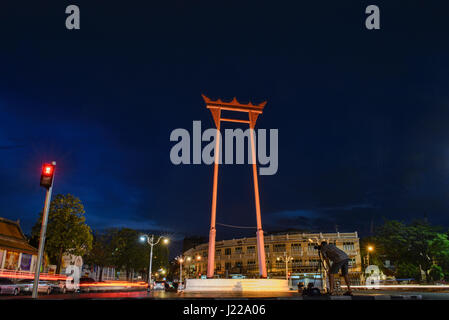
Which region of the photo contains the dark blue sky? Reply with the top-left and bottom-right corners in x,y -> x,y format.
1,1 -> 449,243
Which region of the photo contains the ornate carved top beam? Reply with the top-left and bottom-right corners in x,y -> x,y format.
202,94 -> 266,114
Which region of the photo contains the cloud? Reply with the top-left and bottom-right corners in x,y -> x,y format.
86,214 -> 171,232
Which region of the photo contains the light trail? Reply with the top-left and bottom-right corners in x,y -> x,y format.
79,281 -> 148,288
0,270 -> 69,281
350,284 -> 449,289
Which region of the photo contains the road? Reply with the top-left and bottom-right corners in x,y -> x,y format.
2,289 -> 449,300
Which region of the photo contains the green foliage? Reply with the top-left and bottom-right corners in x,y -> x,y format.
109,228 -> 147,275
429,264 -> 444,281
369,219 -> 449,283
104,228 -> 169,280
395,262 -> 421,280
84,231 -> 116,280
429,233 -> 449,278
83,227 -> 170,280
31,194 -> 93,272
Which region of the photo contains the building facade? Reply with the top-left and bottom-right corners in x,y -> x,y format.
183,232 -> 362,284
0,217 -> 38,272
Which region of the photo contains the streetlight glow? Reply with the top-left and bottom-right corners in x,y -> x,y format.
139,233 -> 170,291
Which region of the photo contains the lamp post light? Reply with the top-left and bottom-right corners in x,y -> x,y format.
140,234 -> 169,291
176,255 -> 186,289
366,245 -> 374,266
277,252 -> 293,286
196,255 -> 202,278
185,256 -> 191,279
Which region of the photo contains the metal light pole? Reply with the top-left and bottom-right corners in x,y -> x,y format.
176,255 -> 185,287
33,161 -> 56,298
140,234 -> 168,291
367,245 -> 374,266
278,252 -> 293,287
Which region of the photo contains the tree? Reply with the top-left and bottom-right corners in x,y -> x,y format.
429,233 -> 449,280
84,231 -> 115,281
405,220 -> 441,282
429,265 -> 444,282
32,194 -> 93,273
107,228 -> 170,281
395,262 -> 421,280
371,219 -> 449,283
374,220 -> 409,268
108,228 -> 149,280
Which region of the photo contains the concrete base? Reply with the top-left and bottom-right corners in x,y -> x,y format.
184,279 -> 289,292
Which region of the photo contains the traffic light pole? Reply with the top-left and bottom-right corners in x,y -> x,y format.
32,161 -> 56,298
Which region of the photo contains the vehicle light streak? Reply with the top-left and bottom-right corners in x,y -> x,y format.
0,270 -> 69,281
78,281 -> 148,288
349,284 -> 449,289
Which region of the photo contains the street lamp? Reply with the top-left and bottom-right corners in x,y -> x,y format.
176,255 -> 185,288
366,245 -> 374,266
185,256 -> 192,279
277,252 -> 293,286
195,255 -> 202,278
140,234 -> 169,291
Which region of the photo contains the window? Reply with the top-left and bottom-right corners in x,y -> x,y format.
225,262 -> 232,270
247,246 -> 256,253
343,242 -> 355,251
309,259 -> 320,266
225,248 -> 232,255
247,260 -> 256,265
292,259 -> 301,267
202,251 -> 207,257
291,243 -> 301,252
215,263 -> 221,271
308,243 -> 317,252
235,247 -> 243,254
265,245 -> 270,251
273,244 -> 286,252
235,261 -> 242,268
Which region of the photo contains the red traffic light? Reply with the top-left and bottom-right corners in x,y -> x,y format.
42,164 -> 54,176
40,163 -> 55,188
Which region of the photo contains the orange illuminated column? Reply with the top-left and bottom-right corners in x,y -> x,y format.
203,95 -> 268,278
249,111 -> 267,278
207,106 -> 221,279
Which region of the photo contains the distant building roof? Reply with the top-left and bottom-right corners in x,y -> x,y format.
0,217 -> 37,255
